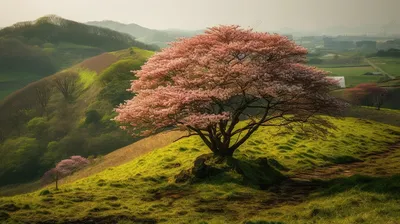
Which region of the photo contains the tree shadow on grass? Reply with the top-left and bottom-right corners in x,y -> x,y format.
258,173 -> 400,210
172,153 -> 400,212
314,174 -> 400,199
182,155 -> 400,205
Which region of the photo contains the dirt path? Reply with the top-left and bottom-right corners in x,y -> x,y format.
365,58 -> 395,79
293,141 -> 400,181
264,141 -> 400,207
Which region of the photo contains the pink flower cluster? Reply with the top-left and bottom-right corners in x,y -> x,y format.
41,156 -> 90,185
115,25 -> 341,136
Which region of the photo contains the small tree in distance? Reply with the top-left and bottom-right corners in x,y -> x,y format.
115,25 -> 345,157
52,71 -> 79,101
345,83 -> 387,110
34,80 -> 53,116
41,156 -> 90,190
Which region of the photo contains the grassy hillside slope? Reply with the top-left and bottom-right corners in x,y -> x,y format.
2,105 -> 400,197
0,47 -> 154,186
0,15 -> 158,100
0,130 -> 185,197
344,106 -> 400,126
1,117 -> 399,224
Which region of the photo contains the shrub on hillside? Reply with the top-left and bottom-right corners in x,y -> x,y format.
99,59 -> 142,84
99,80 -> 134,106
85,110 -> 101,124
26,117 -> 49,139
46,119 -> 71,140
57,133 -> 87,156
0,137 -> 43,186
98,59 -> 142,105
40,141 -> 61,167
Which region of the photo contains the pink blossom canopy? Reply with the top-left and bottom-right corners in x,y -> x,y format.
114,25 -> 343,144
41,155 -> 90,185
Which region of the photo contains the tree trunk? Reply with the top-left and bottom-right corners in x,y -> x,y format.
215,147 -> 234,157
55,173 -> 59,190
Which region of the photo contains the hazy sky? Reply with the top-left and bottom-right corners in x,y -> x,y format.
1,0 -> 399,31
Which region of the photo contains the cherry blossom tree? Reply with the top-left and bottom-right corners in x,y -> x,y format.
41,155 -> 90,189
345,83 -> 387,110
115,25 -> 345,157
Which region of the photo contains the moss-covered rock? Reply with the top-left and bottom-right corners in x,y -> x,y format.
175,153 -> 286,188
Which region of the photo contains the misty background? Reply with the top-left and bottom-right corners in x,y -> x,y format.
1,0 -> 399,35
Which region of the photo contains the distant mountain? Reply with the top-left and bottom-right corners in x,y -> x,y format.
86,20 -> 203,48
0,15 -> 159,51
0,15 -> 158,100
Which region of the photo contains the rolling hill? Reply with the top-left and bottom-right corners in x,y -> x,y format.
86,20 -> 203,48
0,116 -> 399,223
0,46 -> 155,187
0,15 -> 159,100
0,130 -> 185,197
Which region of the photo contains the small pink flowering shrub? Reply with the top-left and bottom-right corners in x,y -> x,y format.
41,155 -> 90,189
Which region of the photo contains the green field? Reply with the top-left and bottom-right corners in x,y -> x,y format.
1,117 -> 400,223
311,64 -> 370,68
318,66 -> 381,87
369,57 -> 400,77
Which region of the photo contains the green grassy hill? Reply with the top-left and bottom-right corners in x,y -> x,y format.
0,47 -> 154,186
0,15 -> 159,100
0,116 -> 399,224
